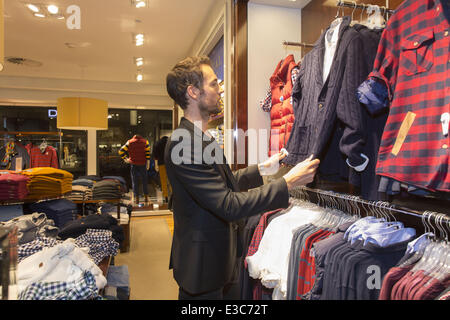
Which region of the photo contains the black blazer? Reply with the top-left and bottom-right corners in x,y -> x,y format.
164,117 -> 289,294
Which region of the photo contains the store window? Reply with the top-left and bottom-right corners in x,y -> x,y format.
0,106 -> 87,177
97,109 -> 172,188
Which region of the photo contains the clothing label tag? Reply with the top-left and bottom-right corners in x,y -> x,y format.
15,157 -> 22,172
391,111 -> 416,156
441,112 -> 449,137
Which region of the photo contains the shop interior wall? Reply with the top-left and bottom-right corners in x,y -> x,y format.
247,2 -> 302,165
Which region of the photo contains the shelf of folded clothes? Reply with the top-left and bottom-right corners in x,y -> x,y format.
21,167 -> 73,200
0,170 -> 30,202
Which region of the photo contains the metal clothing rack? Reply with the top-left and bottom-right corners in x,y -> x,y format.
336,0 -> 395,16
290,186 -> 450,235
282,41 -> 315,48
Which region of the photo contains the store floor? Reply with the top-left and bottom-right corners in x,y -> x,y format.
114,215 -> 178,300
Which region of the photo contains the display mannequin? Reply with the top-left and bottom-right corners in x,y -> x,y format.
152,136 -> 171,202
119,134 -> 151,205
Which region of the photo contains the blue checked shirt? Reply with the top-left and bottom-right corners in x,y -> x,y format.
18,271 -> 102,300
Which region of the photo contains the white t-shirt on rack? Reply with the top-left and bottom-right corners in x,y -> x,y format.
246,202 -> 321,300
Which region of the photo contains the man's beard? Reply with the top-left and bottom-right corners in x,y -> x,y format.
199,99 -> 221,116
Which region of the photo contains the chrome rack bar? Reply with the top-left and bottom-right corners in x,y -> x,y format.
291,185 -> 450,224
336,0 -> 395,16
282,41 -> 315,48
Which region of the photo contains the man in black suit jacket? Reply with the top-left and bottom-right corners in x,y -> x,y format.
165,56 -> 320,299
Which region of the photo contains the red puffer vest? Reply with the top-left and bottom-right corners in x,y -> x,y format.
128,135 -> 148,165
269,54 -> 297,156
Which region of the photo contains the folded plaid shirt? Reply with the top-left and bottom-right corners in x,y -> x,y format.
18,271 -> 101,300
260,66 -> 300,112
18,237 -> 60,263
74,229 -> 120,264
19,229 -> 119,265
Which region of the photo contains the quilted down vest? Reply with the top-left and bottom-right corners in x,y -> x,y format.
269,54 -> 297,156
128,135 -> 148,165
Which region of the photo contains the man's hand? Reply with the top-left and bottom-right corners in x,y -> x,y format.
258,150 -> 288,176
283,155 -> 320,190
124,158 -> 131,164
146,160 -> 150,171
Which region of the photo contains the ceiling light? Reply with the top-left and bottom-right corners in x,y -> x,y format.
34,13 -> 46,18
27,4 -> 40,13
136,1 -> 147,8
134,33 -> 144,46
132,0 -> 148,8
136,73 -> 143,82
47,5 -> 59,14
135,57 -> 144,67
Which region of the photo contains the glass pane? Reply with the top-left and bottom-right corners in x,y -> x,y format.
0,106 -> 87,177
97,108 -> 172,193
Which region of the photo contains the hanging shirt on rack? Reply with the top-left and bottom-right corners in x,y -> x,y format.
246,202 -> 321,300
357,0 -> 450,192
30,145 -> 59,169
323,18 -> 342,83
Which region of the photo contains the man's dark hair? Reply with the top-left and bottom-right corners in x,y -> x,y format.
166,56 -> 211,110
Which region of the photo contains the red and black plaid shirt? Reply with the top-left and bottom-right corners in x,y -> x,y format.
365,0 -> 449,192
245,208 -> 283,268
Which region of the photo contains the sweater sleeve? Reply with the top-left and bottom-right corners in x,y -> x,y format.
336,33 -> 368,168
118,142 -> 129,159
145,140 -> 151,160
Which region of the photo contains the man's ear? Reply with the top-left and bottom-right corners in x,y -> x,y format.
186,85 -> 201,101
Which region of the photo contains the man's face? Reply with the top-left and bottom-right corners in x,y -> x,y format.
198,64 -> 223,116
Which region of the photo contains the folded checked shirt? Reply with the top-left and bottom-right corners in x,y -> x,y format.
17,239 -> 107,294
18,229 -> 119,265
18,271 -> 102,300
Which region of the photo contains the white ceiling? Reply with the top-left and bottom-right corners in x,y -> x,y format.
0,0 -> 311,109
2,0 -> 218,84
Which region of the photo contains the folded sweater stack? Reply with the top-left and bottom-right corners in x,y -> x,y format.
0,171 -> 30,201
29,199 -> 77,228
92,180 -> 123,200
21,167 -> 73,200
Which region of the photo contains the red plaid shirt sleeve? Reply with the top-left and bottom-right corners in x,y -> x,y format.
361,0 -> 450,192
245,208 -> 283,268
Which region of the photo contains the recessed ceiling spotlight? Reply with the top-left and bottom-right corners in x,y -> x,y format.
132,0 -> 148,8
34,13 -> 46,18
134,33 -> 145,46
47,4 -> 59,14
135,57 -> 144,67
136,73 -> 143,82
27,4 -> 40,13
